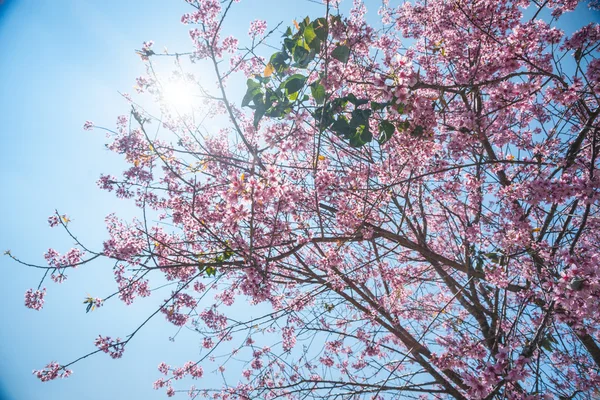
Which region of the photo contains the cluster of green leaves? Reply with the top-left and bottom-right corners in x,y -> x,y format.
242,17 -> 331,129
470,250 -> 508,273
242,16 -> 423,147
314,94 -> 411,147
83,296 -> 97,313
200,247 -> 234,277
540,334 -> 558,352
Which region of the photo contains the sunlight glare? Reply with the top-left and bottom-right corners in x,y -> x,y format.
161,79 -> 194,112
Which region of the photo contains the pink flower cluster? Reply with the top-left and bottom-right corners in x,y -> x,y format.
142,40 -> 154,53
248,20 -> 267,38
43,247 -> 84,284
47,213 -> 70,227
199,307 -> 227,330
24,288 -> 46,311
181,0 -> 221,25
32,362 -> 72,382
94,335 -> 125,359
281,326 -> 296,352
154,361 -> 203,398
114,264 -> 151,305
221,36 -> 238,53
103,214 -> 146,262
172,361 -> 204,380
44,248 -> 84,269
162,292 -> 198,326
158,362 -> 170,375
202,337 -> 214,349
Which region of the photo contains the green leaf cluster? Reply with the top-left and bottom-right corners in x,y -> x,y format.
241,17 -> 331,128
200,246 -> 234,278
241,15 -> 423,148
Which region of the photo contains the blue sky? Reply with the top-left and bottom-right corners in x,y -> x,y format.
0,1 -> 598,400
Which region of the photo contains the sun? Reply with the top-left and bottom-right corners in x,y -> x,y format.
161,79 -> 195,112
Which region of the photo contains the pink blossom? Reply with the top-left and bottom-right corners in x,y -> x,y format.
94,335 -> 125,359
47,215 -> 60,227
250,358 -> 263,370
158,362 -> 170,375
24,288 -> 46,311
142,40 -> 154,52
222,36 -> 238,53
32,362 -> 72,382
281,326 -> 296,352
248,20 -> 267,38
202,337 -> 214,348
153,378 -> 167,389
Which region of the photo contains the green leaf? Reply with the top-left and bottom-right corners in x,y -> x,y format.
475,258 -> 484,272
242,79 -> 262,108
349,125 -> 371,147
293,45 -> 309,65
254,106 -> 266,129
540,337 -> 554,352
283,38 -> 296,53
283,26 -> 293,37
346,93 -> 369,107
270,51 -> 290,74
360,125 -> 373,142
266,108 -> 282,118
331,15 -> 343,26
378,121 -> 395,144
310,83 -> 326,104
283,74 -> 307,95
350,109 -> 371,126
246,79 -> 260,90
371,101 -> 390,111
331,45 -> 350,63
308,38 -> 321,52
484,252 -> 501,263
297,37 -> 311,51
265,88 -> 280,106
313,18 -> 329,41
331,97 -> 349,111
206,266 -> 217,277
398,120 -> 411,131
410,125 -> 425,137
254,75 -> 271,85
331,115 -> 350,138
304,24 -> 317,45
314,106 -> 334,131
346,109 -> 372,147
298,48 -> 317,68
223,248 -> 234,260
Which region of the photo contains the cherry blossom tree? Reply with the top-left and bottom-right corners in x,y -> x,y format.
9,0 -> 600,398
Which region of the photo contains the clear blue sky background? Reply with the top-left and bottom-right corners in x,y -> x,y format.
0,1 -> 598,400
